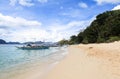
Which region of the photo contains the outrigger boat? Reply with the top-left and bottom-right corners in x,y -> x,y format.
16,44 -> 49,50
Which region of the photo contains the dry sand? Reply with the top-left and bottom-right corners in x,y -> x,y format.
44,41 -> 120,79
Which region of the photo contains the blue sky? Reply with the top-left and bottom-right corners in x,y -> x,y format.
0,0 -> 120,42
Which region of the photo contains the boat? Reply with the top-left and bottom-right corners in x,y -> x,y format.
16,44 -> 49,50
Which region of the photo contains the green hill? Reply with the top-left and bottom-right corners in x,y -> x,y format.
69,10 -> 120,44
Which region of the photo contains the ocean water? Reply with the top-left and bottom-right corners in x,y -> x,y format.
0,45 -> 68,79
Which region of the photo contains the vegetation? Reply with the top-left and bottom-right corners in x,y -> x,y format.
0,39 -> 6,44
58,39 -> 69,46
59,10 -> 120,45
70,10 -> 120,44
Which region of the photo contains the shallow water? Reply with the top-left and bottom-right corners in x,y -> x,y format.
0,45 -> 68,79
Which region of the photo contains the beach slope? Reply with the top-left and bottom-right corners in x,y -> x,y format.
44,41 -> 120,79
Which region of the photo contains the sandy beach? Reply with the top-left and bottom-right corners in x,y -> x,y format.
44,41 -> 120,79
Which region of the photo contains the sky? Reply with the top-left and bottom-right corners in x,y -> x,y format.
0,0 -> 120,42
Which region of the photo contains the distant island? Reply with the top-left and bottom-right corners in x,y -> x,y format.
0,39 -> 58,47
0,39 -> 7,44
0,39 -> 45,44
0,39 -> 20,44
7,42 -> 21,44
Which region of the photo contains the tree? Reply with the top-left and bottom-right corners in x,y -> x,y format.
69,10 -> 120,44
58,39 -> 69,46
69,35 -> 77,44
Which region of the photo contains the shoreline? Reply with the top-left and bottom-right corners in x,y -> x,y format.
44,41 -> 120,79
0,46 -> 68,79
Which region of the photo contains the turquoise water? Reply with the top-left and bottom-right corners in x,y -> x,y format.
0,45 -> 67,79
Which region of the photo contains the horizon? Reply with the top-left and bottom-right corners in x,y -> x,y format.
0,0 -> 120,42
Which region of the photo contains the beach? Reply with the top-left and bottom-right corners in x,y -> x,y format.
1,42 -> 120,79
44,41 -> 120,79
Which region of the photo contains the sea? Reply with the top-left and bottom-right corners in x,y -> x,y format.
0,44 -> 68,79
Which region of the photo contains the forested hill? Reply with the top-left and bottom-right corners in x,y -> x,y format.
69,10 -> 120,44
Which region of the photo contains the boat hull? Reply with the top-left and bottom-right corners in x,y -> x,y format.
16,46 -> 49,50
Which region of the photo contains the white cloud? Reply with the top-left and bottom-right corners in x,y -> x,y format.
0,13 -> 43,42
9,0 -> 17,6
19,0 -> 34,7
94,0 -> 120,5
0,12 -> 95,42
0,13 -> 41,28
61,9 -> 82,18
9,0 -> 34,6
78,2 -> 88,8
112,5 -> 120,10
9,0 -> 48,6
48,17 -> 95,41
8,29 -> 49,42
38,0 -> 48,3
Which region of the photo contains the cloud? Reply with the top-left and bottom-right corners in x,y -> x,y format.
0,13 -> 41,28
38,0 -> 48,3
9,0 -> 34,6
112,5 -> 120,10
9,0 -> 17,6
78,2 -> 88,8
0,12 -> 95,42
19,0 -> 34,6
60,9 -> 82,18
8,29 -> 49,42
9,0 -> 48,7
94,0 -> 120,5
0,12 -> 42,42
48,17 -> 95,41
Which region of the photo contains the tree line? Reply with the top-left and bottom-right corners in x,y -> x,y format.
59,10 -> 120,45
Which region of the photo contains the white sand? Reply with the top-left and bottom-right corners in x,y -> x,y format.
44,41 -> 120,79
